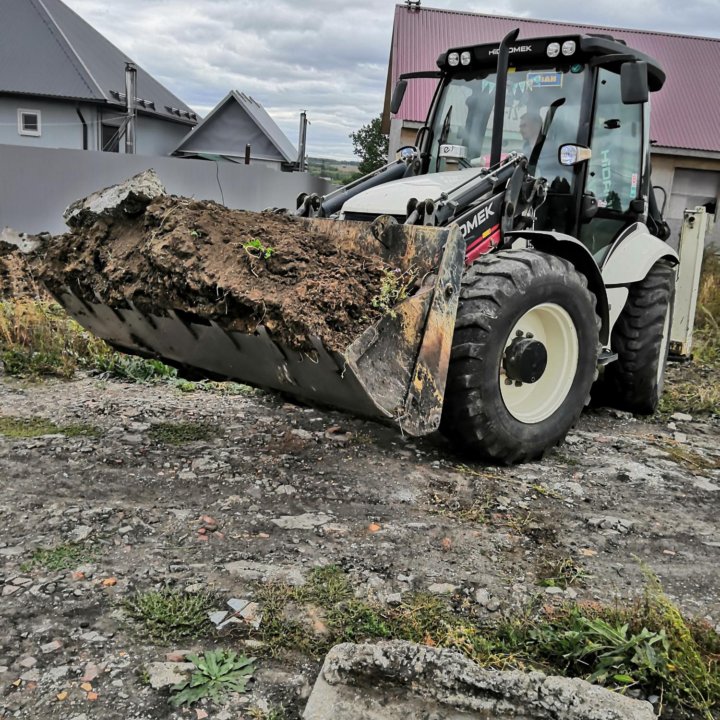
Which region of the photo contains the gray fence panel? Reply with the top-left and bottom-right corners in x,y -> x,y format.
0,144 -> 331,234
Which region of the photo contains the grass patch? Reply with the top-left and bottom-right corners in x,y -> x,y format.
0,300 -> 112,378
250,566 -> 720,718
537,556 -> 590,589
658,441 -> 720,473
147,421 -> 217,445
124,588 -> 218,642
21,542 -> 97,572
0,415 -> 99,438
662,249 -> 720,416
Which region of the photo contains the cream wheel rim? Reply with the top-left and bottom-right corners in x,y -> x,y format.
500,303 -> 579,424
657,306 -> 671,386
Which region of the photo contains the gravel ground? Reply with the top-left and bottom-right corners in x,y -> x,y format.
0,372 -> 718,719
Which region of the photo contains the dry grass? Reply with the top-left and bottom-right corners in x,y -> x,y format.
662,249 -> 720,415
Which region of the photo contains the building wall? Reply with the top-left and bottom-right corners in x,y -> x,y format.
134,115 -> 192,156
651,152 -> 720,247
0,96 -> 97,149
0,96 -> 194,156
0,143 -> 331,235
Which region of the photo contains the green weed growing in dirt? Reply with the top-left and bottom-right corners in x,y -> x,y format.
0,415 -> 100,439
371,266 -> 417,318
93,353 -> 178,383
21,543 -> 97,572
244,238 -> 276,260
147,421 -> 217,445
124,588 -> 218,642
169,649 -> 256,707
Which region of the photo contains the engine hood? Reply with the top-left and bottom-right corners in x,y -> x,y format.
340,168 -> 485,218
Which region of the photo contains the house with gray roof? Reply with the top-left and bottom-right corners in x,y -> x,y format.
172,91 -> 300,171
385,3 -> 720,242
0,0 -> 197,155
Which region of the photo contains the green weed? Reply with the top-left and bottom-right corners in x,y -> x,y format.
21,543 -> 97,572
170,649 -> 255,707
244,238 -> 276,260
124,588 -> 218,642
371,266 -> 416,318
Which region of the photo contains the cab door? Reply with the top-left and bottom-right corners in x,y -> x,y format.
579,68 -> 645,262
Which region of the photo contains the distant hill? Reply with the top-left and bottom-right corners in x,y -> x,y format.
306,157 -> 361,184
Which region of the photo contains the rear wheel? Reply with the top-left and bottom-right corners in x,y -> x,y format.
602,260 -> 675,414
440,250 -> 600,464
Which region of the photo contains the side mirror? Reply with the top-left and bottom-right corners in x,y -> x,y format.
395,145 -> 418,161
559,144 -> 592,166
621,61 -> 649,104
390,80 -> 408,114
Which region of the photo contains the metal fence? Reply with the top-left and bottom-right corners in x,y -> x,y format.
0,144 -> 332,235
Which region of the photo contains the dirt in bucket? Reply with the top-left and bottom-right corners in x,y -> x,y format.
37,196 -> 399,351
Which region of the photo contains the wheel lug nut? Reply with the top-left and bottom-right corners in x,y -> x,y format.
515,330 -> 524,337
504,378 -> 513,385
514,381 -> 523,387
526,333 -> 533,339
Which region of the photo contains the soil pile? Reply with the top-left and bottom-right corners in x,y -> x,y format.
39,196 -> 392,351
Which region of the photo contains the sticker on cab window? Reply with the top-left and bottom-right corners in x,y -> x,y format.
527,72 -> 563,88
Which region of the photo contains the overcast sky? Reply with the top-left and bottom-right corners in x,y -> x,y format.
63,0 -> 720,160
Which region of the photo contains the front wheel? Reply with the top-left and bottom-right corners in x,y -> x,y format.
440,250 -> 600,464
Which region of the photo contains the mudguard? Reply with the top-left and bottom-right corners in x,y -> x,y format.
600,223 -> 678,285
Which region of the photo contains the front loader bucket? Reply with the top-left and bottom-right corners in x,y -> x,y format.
54,217 -> 465,436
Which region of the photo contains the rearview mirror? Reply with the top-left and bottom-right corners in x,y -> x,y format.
559,144 -> 592,166
390,80 -> 408,114
621,61 -> 649,104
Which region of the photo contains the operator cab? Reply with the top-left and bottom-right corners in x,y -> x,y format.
413,34 -> 665,262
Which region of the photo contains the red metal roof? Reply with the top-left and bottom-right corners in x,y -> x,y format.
388,5 -> 720,153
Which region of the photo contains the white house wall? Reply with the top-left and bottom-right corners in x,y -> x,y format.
134,115 -> 192,156
0,96 -> 97,150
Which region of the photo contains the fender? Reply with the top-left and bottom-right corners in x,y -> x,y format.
600,223 -> 678,285
506,230 -> 611,345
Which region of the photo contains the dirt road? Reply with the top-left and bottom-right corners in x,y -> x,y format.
1,373 -> 718,718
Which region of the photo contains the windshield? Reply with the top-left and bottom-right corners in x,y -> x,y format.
427,65 -> 588,190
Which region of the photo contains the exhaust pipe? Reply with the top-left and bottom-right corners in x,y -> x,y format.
298,111 -> 308,172
124,62 -> 137,154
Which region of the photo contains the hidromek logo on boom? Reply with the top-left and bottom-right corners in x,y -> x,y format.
460,205 -> 495,237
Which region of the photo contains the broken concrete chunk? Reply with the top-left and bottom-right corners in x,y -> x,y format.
63,169 -> 166,228
303,640 -> 655,720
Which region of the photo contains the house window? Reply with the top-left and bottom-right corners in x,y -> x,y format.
18,109 -> 41,136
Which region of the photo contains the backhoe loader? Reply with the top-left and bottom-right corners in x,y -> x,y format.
48,30 -> 680,463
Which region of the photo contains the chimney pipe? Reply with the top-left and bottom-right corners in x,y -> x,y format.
244,144 -> 251,164
297,111 -> 308,172
124,62 -> 137,154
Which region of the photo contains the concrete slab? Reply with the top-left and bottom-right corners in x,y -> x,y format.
302,641 -> 655,720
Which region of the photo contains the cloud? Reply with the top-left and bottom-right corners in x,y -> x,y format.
63,0 -> 719,159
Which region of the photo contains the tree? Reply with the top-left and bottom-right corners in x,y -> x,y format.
350,115 -> 389,176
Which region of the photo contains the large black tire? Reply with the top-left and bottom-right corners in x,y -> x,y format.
601,260 -> 675,414
440,249 -> 600,464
